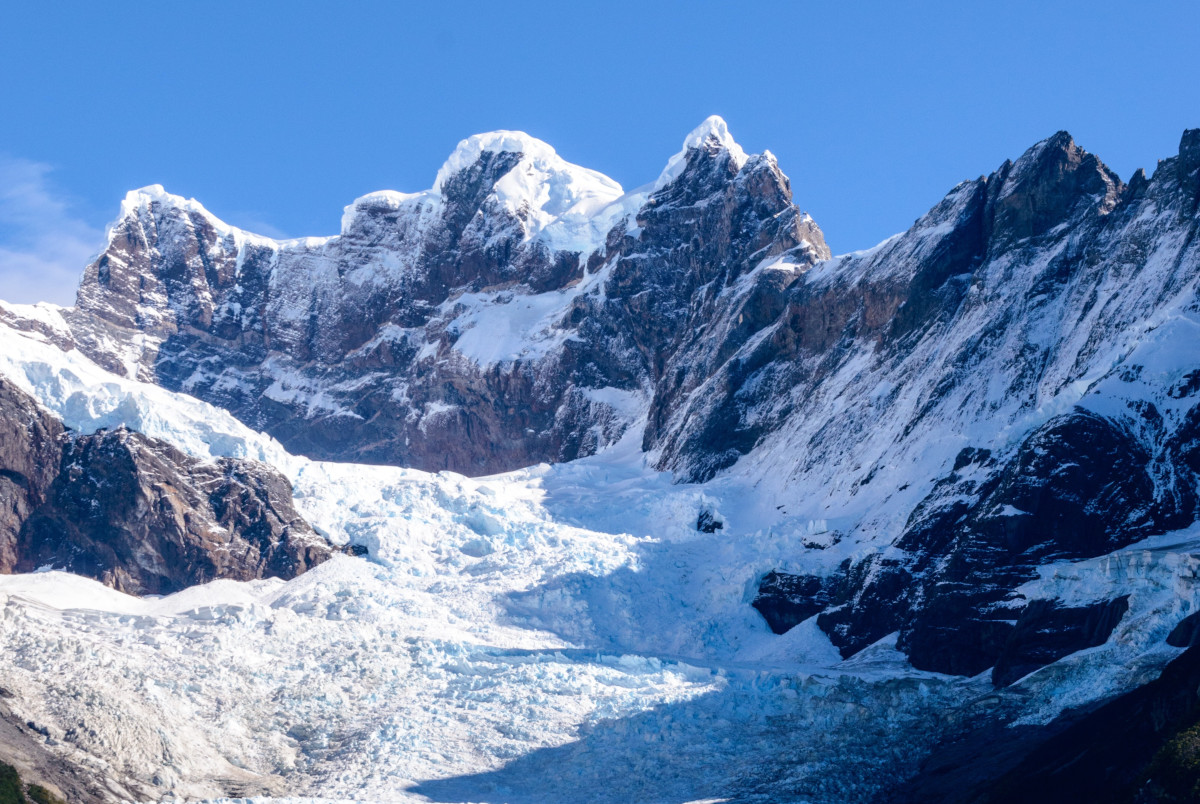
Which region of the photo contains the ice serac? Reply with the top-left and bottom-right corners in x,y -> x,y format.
0,376 -> 335,595
67,117 -> 828,474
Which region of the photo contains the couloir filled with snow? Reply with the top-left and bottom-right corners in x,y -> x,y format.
1,285 -> 1198,804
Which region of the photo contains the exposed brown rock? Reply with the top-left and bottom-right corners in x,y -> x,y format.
0,377 -> 335,595
0,381 -> 66,574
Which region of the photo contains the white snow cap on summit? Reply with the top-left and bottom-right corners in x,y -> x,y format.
119,185 -> 202,218
435,130 -> 563,192
116,185 -> 304,245
114,185 -> 244,242
654,115 -> 749,191
433,129 -> 626,244
339,129 -> 626,248
682,115 -> 745,157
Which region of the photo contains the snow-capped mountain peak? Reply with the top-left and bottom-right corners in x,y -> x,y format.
434,129 -> 560,189
56,115 -> 827,476
654,114 -> 749,191
430,128 -> 626,243
114,183 -> 301,247
115,184 -> 228,236
681,114 -> 746,160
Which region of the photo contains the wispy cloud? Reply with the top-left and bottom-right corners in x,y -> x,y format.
0,156 -> 105,307
225,213 -> 290,241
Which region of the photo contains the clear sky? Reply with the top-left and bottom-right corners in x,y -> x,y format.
2,1 -> 1198,305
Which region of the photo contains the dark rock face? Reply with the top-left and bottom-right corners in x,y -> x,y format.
886,644 -> 1200,804
1167,611 -> 1200,648
696,509 -> 724,533
0,381 -> 66,574
816,558 -> 914,659
895,411 -> 1174,677
756,405 -> 1191,682
0,378 -> 334,595
751,570 -> 838,634
990,597 -> 1129,687
986,130 -> 1123,245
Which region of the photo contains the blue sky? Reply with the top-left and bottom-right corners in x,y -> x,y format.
2,1 -> 1198,305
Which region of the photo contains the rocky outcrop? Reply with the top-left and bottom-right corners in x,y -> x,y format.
756,406 -> 1187,684
895,411 -> 1171,679
0,378 -> 334,595
0,381 -> 66,573
990,596 -> 1129,688
751,570 -> 839,634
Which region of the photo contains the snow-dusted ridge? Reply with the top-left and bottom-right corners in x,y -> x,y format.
129,116 -> 751,258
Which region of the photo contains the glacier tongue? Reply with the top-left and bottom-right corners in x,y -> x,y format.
653,114 -> 749,192
0,317 -> 957,802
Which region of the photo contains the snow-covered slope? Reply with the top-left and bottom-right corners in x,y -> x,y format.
0,308 -> 946,802
701,129 -> 1200,680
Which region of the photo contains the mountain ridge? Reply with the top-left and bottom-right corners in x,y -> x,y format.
52,116 -> 827,476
